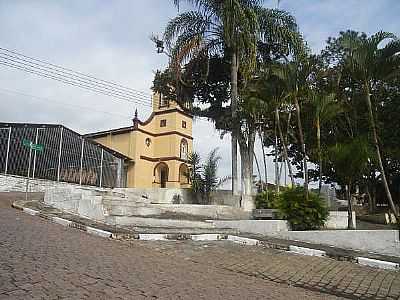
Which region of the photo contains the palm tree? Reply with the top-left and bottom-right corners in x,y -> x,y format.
310,92 -> 342,193
187,149 -> 229,204
340,31 -> 400,220
328,138 -> 372,229
272,60 -> 313,200
258,71 -> 295,187
164,0 -> 304,203
187,151 -> 203,202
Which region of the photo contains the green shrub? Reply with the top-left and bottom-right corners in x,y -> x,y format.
255,190 -> 280,209
275,187 -> 329,230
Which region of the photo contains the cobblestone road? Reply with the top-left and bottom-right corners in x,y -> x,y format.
141,241 -> 400,299
0,196 -> 399,299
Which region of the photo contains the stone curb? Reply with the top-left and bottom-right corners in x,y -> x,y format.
227,235 -> 260,246
289,245 -> 326,257
357,257 -> 400,271
16,207 -> 113,239
15,206 -> 400,272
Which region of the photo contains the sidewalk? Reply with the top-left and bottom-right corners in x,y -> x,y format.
12,199 -> 400,271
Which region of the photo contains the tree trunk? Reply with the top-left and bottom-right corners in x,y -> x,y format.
275,108 -> 295,187
239,133 -> 256,212
259,131 -> 268,204
274,117 -> 280,193
259,131 -> 268,191
253,151 -> 262,187
294,97 -> 308,200
364,82 -> 399,221
366,186 -> 374,214
317,117 -> 322,194
231,52 -> 239,196
347,184 -> 355,230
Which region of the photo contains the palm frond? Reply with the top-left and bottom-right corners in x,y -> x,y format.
164,11 -> 211,49
256,8 -> 306,58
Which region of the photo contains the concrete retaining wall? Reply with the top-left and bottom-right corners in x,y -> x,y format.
269,230 -> 400,257
113,188 -> 192,204
0,174 -> 108,193
44,186 -> 109,222
325,211 -> 356,229
212,220 -> 290,234
105,203 -> 249,220
44,186 -> 249,222
210,190 -> 241,208
113,188 -> 240,207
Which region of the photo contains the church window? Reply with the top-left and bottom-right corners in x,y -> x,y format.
160,119 -> 167,127
180,139 -> 188,160
145,138 -> 151,147
159,95 -> 169,107
182,121 -> 187,128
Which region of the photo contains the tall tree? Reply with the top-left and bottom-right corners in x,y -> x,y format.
340,31 -> 400,220
163,0 -> 304,210
328,138 -> 373,229
310,92 -> 342,193
272,60 -> 313,200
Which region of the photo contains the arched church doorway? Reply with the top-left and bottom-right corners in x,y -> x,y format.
179,163 -> 189,186
154,162 -> 169,188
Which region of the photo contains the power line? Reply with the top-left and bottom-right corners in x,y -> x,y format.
0,87 -> 140,119
0,46 -> 154,107
0,51 -> 151,102
0,47 -> 151,98
0,60 -> 152,107
0,59 -> 152,106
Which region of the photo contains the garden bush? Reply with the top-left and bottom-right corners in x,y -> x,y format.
275,187 -> 329,230
255,190 -> 280,209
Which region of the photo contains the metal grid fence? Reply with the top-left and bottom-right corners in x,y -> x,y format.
0,123 -> 125,188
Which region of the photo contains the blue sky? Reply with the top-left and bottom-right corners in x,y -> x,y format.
0,0 -> 399,186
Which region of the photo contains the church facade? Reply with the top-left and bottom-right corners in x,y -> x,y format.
85,94 -> 193,188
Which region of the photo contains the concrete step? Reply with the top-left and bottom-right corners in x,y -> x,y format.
103,205 -> 162,217
122,226 -> 239,235
103,196 -> 151,206
106,216 -> 218,229
103,203 -> 250,221
102,197 -> 152,206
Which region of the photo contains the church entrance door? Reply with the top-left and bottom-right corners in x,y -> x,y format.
160,168 -> 167,188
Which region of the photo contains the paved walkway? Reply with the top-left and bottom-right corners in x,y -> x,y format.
142,241 -> 400,299
1,195 -> 399,299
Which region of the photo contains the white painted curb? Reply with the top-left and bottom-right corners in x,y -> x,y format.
86,226 -> 112,238
357,257 -> 400,271
52,216 -> 72,227
289,245 -> 326,257
227,235 -> 259,246
138,233 -> 168,241
23,208 -> 39,216
191,234 -> 225,241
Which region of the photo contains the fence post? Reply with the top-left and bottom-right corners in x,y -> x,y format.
116,158 -> 123,188
5,127 -> 11,174
99,149 -> 104,187
57,127 -> 63,181
25,146 -> 33,202
32,128 -> 39,179
79,138 -> 84,185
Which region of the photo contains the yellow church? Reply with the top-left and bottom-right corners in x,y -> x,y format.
85,94 -> 193,188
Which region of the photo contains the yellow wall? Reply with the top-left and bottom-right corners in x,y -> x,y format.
91,94 -> 193,188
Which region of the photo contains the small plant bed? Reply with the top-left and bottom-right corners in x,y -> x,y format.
255,187 -> 329,231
